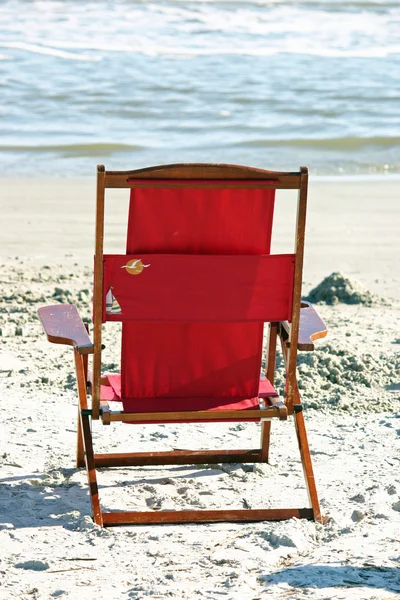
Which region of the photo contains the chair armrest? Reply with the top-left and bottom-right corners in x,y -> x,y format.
280,301 -> 327,351
38,304 -> 94,355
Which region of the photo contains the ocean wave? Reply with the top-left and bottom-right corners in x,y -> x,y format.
165,0 -> 399,4
137,47 -> 400,59
235,137 -> 400,149
0,42 -> 99,62
15,39 -> 400,60
0,143 -> 144,156
0,138 -> 398,155
111,0 -> 400,6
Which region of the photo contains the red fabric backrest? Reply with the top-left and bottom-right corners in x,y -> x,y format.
126,181 -> 275,255
103,253 -> 295,322
120,180 -> 283,400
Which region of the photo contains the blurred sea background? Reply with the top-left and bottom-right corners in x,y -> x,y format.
1,0 -> 399,177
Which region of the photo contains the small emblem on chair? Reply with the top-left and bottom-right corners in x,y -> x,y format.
121,259 -> 151,275
106,287 -> 122,314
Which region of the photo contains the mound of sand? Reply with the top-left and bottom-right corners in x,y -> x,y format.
272,342 -> 399,413
307,272 -> 377,305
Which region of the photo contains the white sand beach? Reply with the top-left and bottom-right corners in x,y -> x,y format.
0,178 -> 400,599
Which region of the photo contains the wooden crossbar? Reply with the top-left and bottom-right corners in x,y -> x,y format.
101,408 -> 283,423
93,449 -> 262,467
101,164 -> 302,189
101,508 -> 315,527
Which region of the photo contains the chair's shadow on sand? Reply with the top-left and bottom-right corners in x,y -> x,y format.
263,564 -> 400,594
0,465 -> 225,529
0,469 -> 95,529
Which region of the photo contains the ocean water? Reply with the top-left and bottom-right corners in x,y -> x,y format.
1,0 -> 399,177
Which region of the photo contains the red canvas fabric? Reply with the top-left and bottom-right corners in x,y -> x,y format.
100,374 -> 278,423
103,374 -> 277,402
126,181 -> 275,255
120,181 -> 277,407
103,253 -> 295,323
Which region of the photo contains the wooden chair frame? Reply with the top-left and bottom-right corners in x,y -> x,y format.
39,163 -> 328,527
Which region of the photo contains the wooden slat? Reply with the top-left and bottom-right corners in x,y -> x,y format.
107,408 -> 280,422
94,448 -> 262,467
105,175 -> 301,189
38,305 -> 93,354
102,163 -> 301,189
281,301 -> 328,351
102,508 -> 314,526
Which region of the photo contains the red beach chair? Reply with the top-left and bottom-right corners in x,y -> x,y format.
38,163 -> 328,527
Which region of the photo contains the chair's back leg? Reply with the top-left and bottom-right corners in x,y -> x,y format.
260,422 -> 271,462
260,322 -> 278,462
76,406 -> 85,468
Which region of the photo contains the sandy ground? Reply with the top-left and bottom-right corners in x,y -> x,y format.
0,178 -> 399,599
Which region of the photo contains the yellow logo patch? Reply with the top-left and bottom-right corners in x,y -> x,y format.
121,258 -> 151,275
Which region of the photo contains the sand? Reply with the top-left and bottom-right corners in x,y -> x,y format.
0,178 -> 400,599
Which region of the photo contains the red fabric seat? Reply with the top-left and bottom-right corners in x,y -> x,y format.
100,374 -> 279,423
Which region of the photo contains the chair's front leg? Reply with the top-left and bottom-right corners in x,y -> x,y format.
293,399 -> 323,523
278,335 -> 324,523
79,408 -> 103,526
74,349 -> 103,526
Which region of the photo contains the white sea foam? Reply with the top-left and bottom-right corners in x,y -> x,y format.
2,1 -> 399,58
21,38 -> 400,59
0,42 -> 100,62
